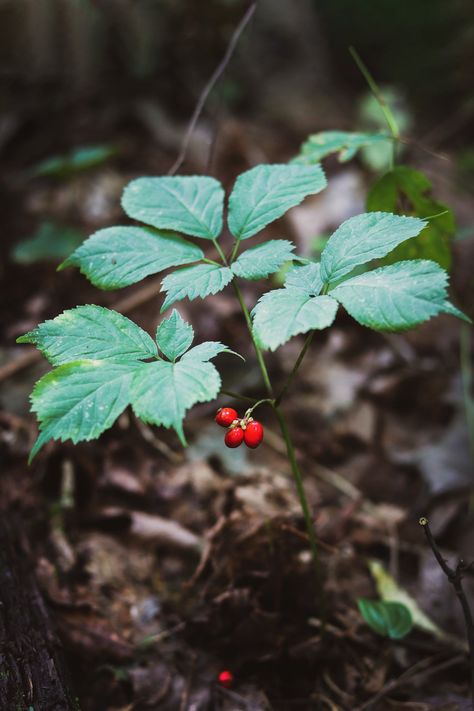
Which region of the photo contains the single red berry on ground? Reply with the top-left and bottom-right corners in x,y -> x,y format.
218,670 -> 234,688
215,407 -> 239,428
224,427 -> 244,448
244,420 -> 264,448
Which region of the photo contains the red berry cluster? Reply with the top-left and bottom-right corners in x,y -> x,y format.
215,407 -> 264,449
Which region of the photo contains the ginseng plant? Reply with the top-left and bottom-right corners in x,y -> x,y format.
18,163 -> 470,607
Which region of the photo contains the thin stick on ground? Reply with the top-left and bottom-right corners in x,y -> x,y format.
168,2 -> 257,176
419,517 -> 474,707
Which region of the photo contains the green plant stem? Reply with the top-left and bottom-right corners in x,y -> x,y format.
460,324 -> 474,511
230,239 -> 241,263
349,45 -> 399,168
273,404 -> 325,614
220,389 -> 256,403
213,239 -> 228,265
232,281 -> 273,397
275,331 -> 314,406
244,398 -> 274,419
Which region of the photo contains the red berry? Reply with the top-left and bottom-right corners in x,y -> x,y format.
218,670 -> 234,688
244,420 -> 264,448
215,407 -> 238,428
224,427 -> 244,448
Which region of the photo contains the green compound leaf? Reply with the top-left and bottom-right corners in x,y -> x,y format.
284,262 -> 323,295
17,305 -> 157,365
357,598 -> 413,640
231,240 -> 296,280
156,310 -> 194,361
60,225 -> 203,290
330,260 -> 470,332
252,291 -> 338,351
228,164 -> 327,241
295,131 -> 392,164
131,359 -> 221,445
320,212 -> 427,285
367,166 -> 455,269
160,263 -> 233,312
122,176 -> 224,240
30,360 -> 138,461
181,341 -> 243,363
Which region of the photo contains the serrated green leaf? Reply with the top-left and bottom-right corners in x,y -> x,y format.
12,222 -> 84,264
294,131 -> 392,164
160,263 -> 233,312
284,262 -> 323,295
30,360 -> 137,461
228,164 -> 327,240
367,167 -> 455,269
32,144 -> 116,178
231,240 -> 295,280
320,212 -> 427,285
181,341 -> 243,362
357,598 -> 413,639
330,259 -> 468,331
131,359 -> 221,444
121,176 -> 224,240
156,310 -> 194,361
17,306 -> 157,365
252,290 -> 338,351
60,226 -> 203,290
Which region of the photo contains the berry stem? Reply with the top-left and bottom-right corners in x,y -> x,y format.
243,398 -> 274,420
232,281 -> 273,397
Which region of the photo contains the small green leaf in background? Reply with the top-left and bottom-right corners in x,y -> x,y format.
30,360 -> 138,461
122,176 -> 224,240
228,164 -> 327,241
320,212 -> 426,285
12,222 -> 85,264
156,310 -> 194,361
160,263 -> 233,312
294,130 -> 392,165
231,240 -> 296,280
330,259 -> 470,331
32,145 -> 116,178
17,306 -> 157,365
357,87 -> 412,171
357,598 -> 413,639
60,225 -> 203,290
367,166 -> 455,269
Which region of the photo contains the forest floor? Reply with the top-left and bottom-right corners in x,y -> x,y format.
1,100 -> 474,710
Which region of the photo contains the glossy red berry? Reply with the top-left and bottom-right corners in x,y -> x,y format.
215,407 -> 239,428
224,426 -> 244,448
244,420 -> 264,448
218,670 -> 234,688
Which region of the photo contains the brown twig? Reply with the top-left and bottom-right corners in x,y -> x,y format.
419,516 -> 474,707
168,2 -> 257,176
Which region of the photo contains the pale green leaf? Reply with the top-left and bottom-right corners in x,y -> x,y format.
252,290 -> 338,351
17,305 -> 157,365
32,144 -> 116,178
156,310 -> 194,361
231,240 -> 295,280
181,341 -> 244,363
60,226 -> 203,290
369,560 -> 446,639
131,359 -> 221,444
284,262 -> 323,295
330,260 -> 468,332
357,598 -> 413,639
320,212 -> 427,284
228,164 -> 327,240
160,263 -> 233,312
121,176 -> 224,239
30,360 -> 137,461
12,222 -> 84,264
295,131 -> 392,164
